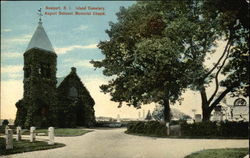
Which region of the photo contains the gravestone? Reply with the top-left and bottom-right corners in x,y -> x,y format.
6,129 -> 13,149
195,114 -> 202,122
16,126 -> 22,141
30,126 -> 36,142
48,127 -> 55,145
5,125 -> 9,135
166,122 -> 170,136
170,125 -> 181,136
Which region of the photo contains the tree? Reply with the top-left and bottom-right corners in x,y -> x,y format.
2,119 -> 9,126
91,1 -> 224,123
92,1 -> 206,122
145,110 -> 152,121
193,0 -> 249,121
152,105 -> 164,121
92,0 -> 248,122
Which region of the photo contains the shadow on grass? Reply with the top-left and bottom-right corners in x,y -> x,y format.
0,138 -> 65,156
22,128 -> 93,137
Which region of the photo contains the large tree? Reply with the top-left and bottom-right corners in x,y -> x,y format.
194,0 -> 249,121
91,1 -> 221,122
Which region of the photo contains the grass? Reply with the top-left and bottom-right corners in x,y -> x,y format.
0,137 -> 65,156
184,148 -> 249,158
22,128 -> 92,136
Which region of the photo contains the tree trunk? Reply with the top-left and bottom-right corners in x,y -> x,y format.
200,85 -> 211,122
200,85 -> 232,122
163,98 -> 171,122
202,106 -> 212,122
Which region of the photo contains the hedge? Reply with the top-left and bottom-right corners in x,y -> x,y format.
0,138 -> 5,150
181,121 -> 248,137
126,121 -> 248,138
127,121 -> 167,136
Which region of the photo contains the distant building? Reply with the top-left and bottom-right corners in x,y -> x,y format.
228,106 -> 249,122
212,98 -> 249,122
212,106 -> 224,122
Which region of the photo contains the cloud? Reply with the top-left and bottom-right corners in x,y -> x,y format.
1,52 -> 22,59
55,44 -> 97,54
1,65 -> 23,74
64,59 -> 93,68
2,34 -> 32,44
74,25 -> 89,31
9,73 -> 23,79
1,29 -> 12,33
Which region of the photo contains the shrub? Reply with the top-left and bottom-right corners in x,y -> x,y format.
181,121 -> 248,138
2,120 -> 9,126
0,138 -> 5,150
219,121 -> 248,137
127,121 -> 167,136
127,121 -> 248,138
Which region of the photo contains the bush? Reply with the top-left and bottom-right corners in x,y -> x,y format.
127,121 -> 248,138
219,121 -> 248,137
2,120 -> 9,126
0,137 -> 5,150
127,121 -> 167,136
181,121 -> 248,138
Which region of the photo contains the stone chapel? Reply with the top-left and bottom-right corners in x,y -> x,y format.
14,20 -> 95,128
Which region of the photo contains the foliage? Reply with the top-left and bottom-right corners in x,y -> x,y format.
181,121 -> 248,138
0,138 -> 5,151
0,137 -> 65,156
91,1 -> 222,122
145,111 -> 152,120
91,0 -> 249,122
127,121 -> 248,138
14,49 -> 58,128
0,126 -> 5,134
2,120 -> 9,126
185,148 -> 249,158
127,121 -> 167,136
152,104 -> 191,121
195,0 -> 249,121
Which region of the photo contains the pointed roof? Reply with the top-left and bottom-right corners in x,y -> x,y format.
26,22 -> 55,53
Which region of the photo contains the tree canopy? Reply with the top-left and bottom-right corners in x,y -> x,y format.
92,1 -> 223,122
91,0 -> 249,122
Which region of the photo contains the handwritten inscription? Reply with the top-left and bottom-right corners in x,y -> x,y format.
44,6 -> 105,16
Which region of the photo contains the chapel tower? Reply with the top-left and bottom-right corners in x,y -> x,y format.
19,19 -> 57,127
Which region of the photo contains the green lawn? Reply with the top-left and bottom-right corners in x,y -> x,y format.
0,137 -> 65,156
22,128 -> 92,136
185,148 -> 249,158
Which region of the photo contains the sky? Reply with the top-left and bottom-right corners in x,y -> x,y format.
0,1 -> 243,121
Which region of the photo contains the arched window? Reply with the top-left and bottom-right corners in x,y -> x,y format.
68,87 -> 78,98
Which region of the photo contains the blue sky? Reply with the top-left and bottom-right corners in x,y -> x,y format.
2,1 -> 160,120
1,1 -> 135,81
